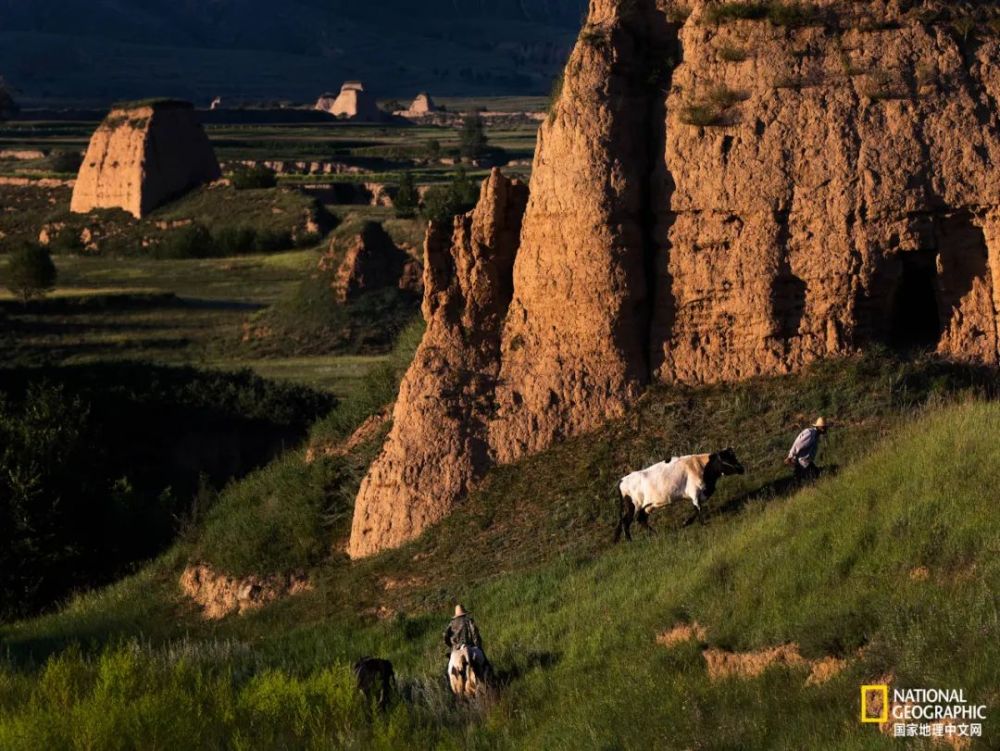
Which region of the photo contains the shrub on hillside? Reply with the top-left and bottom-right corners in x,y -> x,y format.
705,1 -> 821,27
395,172 -> 418,219
421,169 -> 479,223
194,453 -> 357,575
459,113 -> 488,160
231,164 -> 278,190
3,241 -> 57,302
153,223 -> 214,259
44,150 -> 83,175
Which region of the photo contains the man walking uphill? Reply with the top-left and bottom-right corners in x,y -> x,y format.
784,417 -> 828,482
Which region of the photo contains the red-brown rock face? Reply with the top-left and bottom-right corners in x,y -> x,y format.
330,222 -> 411,304
349,0 -> 1000,557
650,0 -> 1000,381
488,0 -> 673,463
71,100 -> 221,218
348,170 -> 528,558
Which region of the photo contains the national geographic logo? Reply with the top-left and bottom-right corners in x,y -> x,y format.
861,684 -> 987,741
861,685 -> 889,724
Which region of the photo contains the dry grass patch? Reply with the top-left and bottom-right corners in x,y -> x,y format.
656,621 -> 708,647
703,643 -> 847,685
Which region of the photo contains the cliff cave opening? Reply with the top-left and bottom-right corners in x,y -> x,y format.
887,253 -> 941,351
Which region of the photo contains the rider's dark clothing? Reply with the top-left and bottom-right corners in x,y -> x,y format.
444,614 -> 483,651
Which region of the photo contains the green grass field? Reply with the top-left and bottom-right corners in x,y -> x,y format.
0,248 -> 414,398
0,353 -> 996,749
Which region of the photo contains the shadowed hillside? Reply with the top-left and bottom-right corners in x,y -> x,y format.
0,354 -> 996,748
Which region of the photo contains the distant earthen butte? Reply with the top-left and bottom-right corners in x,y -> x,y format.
71,100 -> 220,219
350,0 -> 1000,558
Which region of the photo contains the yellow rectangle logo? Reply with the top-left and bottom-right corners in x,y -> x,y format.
861,684 -> 889,723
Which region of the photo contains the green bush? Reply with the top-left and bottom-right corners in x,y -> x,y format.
153,223 -> 214,259
251,228 -> 293,253
717,44 -> 748,62
706,84 -> 743,108
194,453 -> 356,575
705,1 -> 769,23
421,169 -> 479,223
47,230 -> 83,255
44,151 -> 83,175
212,225 -> 257,255
547,70 -> 565,115
0,647 -> 374,751
231,164 -> 278,190
766,1 -> 821,27
458,113 -> 488,160
679,85 -> 744,127
309,316 -> 423,447
3,241 -> 57,302
705,1 -> 821,27
394,172 -> 418,219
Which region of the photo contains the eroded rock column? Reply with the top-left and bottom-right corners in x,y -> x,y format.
348,170 -> 528,558
489,0 -> 670,462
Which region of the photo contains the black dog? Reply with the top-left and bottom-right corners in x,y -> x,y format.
353,657 -> 395,710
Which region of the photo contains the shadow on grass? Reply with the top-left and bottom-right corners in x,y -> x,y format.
710,464 -> 842,520
493,649 -> 561,687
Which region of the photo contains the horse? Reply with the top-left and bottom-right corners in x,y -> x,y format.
448,645 -> 491,698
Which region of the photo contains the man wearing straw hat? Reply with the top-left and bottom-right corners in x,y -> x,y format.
784,417 -> 829,482
444,604 -> 492,692
444,604 -> 483,653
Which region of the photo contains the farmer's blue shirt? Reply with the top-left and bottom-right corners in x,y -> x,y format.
788,427 -> 821,467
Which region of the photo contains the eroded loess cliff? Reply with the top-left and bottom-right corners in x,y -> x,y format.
652,0 -> 1000,381
349,170 -> 528,558
350,0 -> 1000,557
71,100 -> 221,218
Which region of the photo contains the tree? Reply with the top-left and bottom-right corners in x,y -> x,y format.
421,168 -> 480,224
395,172 -> 418,219
4,242 -> 57,303
231,164 -> 277,190
459,112 -> 488,160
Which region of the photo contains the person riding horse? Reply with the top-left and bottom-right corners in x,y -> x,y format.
444,604 -> 483,652
444,604 -> 492,694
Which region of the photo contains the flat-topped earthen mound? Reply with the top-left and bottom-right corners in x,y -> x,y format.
71,99 -> 221,218
401,92 -> 440,117
315,82 -> 384,122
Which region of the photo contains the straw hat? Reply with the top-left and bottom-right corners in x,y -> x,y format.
454,604 -> 466,618
814,416 -> 827,429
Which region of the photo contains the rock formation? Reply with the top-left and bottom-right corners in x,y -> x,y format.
315,82 -> 384,121
402,92 -> 440,116
328,222 -> 413,304
649,0 -> 1000,381
70,100 -> 221,218
349,0 -> 1000,557
349,170 -> 528,557
488,0 -> 672,463
179,564 -> 311,619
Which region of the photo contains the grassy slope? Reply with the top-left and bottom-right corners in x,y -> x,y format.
0,355 -> 998,749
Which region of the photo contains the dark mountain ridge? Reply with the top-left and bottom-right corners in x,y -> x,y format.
0,0 -> 587,105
